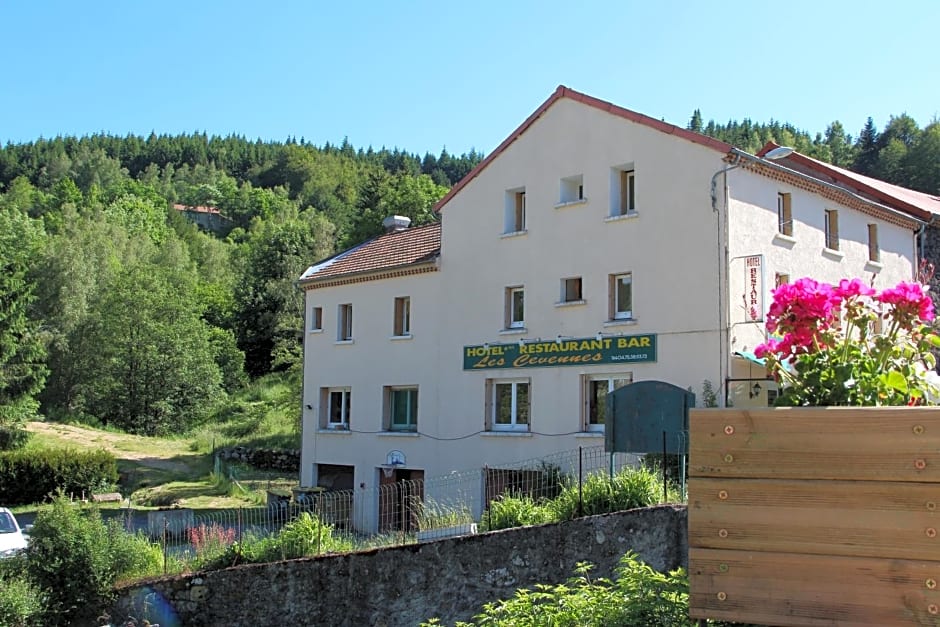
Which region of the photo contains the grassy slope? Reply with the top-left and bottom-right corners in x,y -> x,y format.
22,372 -> 302,511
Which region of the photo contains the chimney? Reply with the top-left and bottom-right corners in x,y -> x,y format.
382,215 -> 411,233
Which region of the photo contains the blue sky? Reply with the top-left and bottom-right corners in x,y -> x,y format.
2,0 -> 938,157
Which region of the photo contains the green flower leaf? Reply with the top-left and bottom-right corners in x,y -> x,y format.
881,370 -> 909,394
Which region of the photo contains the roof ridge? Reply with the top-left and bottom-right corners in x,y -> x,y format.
433,86 -> 732,213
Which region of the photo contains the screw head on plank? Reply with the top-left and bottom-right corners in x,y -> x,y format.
724,425 -> 734,435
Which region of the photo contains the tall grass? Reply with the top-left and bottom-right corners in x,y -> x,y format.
482,465 -> 679,531
188,371 -> 302,453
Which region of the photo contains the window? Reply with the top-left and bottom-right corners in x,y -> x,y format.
487,380 -> 530,431
610,166 -> 636,216
393,296 -> 411,336
310,307 -> 322,332
775,272 -> 790,289
868,224 -> 880,262
560,174 -> 584,204
777,193 -> 793,236
337,304 -> 353,340
506,286 -> 525,329
825,209 -> 839,250
583,374 -> 633,431
385,386 -> 418,432
504,188 -> 526,233
561,277 -> 582,303
321,387 -> 351,429
609,273 -> 633,320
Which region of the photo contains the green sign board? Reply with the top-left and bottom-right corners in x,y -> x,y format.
463,334 -> 657,370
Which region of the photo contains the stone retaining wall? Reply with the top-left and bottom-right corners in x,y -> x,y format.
112,505 -> 687,627
217,446 -> 300,472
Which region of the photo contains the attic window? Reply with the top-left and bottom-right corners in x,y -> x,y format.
504,188 -> 526,234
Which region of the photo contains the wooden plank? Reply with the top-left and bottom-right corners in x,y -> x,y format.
689,548 -> 940,626
690,407 -> 940,481
688,478 -> 940,560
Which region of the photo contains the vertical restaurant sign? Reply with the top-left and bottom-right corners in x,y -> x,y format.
745,255 -> 763,322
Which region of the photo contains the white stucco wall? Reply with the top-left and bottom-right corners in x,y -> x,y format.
726,169 -> 916,356
299,96 -> 920,530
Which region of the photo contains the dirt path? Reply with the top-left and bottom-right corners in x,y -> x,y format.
27,421 -> 196,474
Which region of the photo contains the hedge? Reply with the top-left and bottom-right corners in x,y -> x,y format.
0,448 -> 118,506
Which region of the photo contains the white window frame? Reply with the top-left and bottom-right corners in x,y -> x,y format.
504,188 -> 526,234
583,374 -> 633,432
610,273 -> 633,320
610,165 -> 636,217
506,286 -> 525,329
310,306 -> 323,332
393,296 -> 411,337
559,174 -> 585,204
385,386 -> 418,432
322,387 -> 351,430
337,303 -> 353,341
487,379 -> 530,432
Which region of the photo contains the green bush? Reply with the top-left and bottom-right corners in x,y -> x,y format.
0,556 -> 45,627
196,512 -> 353,570
550,465 -> 662,521
480,495 -> 553,531
0,447 -> 117,505
24,495 -> 163,625
482,465 -> 670,531
422,552 -> 697,626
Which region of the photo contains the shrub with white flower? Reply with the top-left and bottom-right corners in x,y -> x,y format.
755,276 -> 940,406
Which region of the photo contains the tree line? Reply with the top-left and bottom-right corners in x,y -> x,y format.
1,109 -> 937,443
690,109 -> 940,194
0,135 -> 481,442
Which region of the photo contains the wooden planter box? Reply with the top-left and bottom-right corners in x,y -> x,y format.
688,407 -> 940,626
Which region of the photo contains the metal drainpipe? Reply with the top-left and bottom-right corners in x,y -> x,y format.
918,216 -> 938,279
295,279 -> 315,488
710,157 -> 741,407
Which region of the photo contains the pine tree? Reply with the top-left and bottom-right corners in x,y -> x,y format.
854,117 -> 879,176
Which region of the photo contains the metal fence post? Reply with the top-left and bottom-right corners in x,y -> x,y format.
578,446 -> 583,518
162,517 -> 168,574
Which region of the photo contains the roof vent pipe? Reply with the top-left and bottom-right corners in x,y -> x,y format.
382,215 -> 411,233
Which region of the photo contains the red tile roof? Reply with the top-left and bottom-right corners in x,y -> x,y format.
173,203 -> 221,215
299,222 -> 441,284
758,141 -> 940,221
433,85 -> 733,212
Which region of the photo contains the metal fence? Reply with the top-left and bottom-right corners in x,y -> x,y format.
156,445 -> 658,570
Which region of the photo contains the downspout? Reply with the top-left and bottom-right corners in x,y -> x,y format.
710,156 -> 742,407
918,216 -> 938,280
294,278 -> 315,488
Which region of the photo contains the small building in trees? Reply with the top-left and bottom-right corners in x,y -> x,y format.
297,86 -> 932,533
172,203 -> 231,234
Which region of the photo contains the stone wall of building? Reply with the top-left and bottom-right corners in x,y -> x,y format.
111,505 -> 687,627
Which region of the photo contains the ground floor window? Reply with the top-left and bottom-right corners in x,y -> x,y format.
583,374 -> 633,431
487,379 -> 530,431
385,386 -> 418,431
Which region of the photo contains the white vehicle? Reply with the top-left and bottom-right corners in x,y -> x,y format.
0,508 -> 28,558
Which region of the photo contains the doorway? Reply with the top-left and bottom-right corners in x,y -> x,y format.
378,468 -> 424,533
